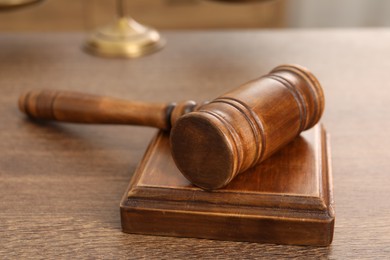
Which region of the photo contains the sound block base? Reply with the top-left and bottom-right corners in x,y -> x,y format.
120,124 -> 334,246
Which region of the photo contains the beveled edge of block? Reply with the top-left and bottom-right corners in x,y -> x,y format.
123,125 -> 332,212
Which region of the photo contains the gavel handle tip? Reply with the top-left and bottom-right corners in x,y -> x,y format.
18,91 -> 30,115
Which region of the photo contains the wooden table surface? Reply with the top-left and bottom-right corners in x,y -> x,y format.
1,30 -> 389,258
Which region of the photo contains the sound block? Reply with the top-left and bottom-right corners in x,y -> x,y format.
120,124 -> 334,246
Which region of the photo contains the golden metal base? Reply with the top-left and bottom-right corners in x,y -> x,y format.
0,0 -> 44,11
84,17 -> 165,59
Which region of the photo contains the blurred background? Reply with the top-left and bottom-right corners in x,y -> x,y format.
1,0 -> 390,31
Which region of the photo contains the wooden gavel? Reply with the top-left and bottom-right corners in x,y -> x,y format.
19,64 -> 324,190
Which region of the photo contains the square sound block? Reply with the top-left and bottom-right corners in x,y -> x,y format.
120,124 -> 334,246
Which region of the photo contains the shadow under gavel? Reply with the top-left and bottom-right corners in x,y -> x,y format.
19,64 -> 324,190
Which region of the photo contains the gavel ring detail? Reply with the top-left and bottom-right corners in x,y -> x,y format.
19,64 -> 324,190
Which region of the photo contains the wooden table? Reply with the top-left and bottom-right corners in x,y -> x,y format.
1,30 -> 389,258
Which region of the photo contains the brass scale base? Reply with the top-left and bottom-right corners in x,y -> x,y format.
120,124 -> 335,246
84,17 -> 165,59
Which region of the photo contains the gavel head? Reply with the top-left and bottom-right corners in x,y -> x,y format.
170,64 -> 324,190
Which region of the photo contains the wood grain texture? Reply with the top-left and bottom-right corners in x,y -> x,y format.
121,125 -> 334,246
1,30 -> 390,258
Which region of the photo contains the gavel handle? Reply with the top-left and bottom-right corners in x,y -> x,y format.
18,90 -> 200,130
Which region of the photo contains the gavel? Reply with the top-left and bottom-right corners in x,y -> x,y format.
19,64 -> 324,190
